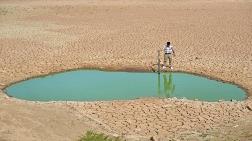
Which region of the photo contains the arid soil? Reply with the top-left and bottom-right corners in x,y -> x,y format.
0,0 -> 252,140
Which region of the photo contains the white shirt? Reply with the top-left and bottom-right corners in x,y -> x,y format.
164,45 -> 173,54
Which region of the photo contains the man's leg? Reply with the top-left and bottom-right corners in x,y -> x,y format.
168,55 -> 173,69
163,54 -> 167,68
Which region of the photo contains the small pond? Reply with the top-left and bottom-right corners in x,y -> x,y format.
4,70 -> 246,102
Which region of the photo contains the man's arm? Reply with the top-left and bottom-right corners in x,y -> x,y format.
172,47 -> 175,56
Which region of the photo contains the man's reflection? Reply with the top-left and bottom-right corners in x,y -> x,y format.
157,73 -> 175,98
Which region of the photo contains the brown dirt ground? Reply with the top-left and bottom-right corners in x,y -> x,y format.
0,0 -> 252,140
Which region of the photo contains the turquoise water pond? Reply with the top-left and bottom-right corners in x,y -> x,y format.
4,70 -> 246,102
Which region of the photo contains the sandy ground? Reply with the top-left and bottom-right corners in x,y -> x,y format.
0,0 -> 252,140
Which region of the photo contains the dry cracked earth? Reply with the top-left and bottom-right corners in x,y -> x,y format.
0,0 -> 252,140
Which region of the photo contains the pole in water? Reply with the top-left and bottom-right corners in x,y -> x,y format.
157,50 -> 160,74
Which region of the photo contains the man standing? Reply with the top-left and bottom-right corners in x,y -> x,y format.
163,42 -> 175,69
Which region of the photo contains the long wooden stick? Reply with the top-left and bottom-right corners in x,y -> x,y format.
157,50 -> 161,74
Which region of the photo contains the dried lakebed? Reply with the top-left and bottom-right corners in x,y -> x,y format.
4,70 -> 246,102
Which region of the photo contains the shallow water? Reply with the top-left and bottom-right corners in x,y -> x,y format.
5,70 -> 246,102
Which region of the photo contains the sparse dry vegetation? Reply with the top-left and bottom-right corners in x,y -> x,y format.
79,131 -> 121,141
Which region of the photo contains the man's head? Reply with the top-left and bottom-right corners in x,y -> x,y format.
167,42 -> 170,46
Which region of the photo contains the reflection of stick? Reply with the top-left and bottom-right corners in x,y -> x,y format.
157,50 -> 160,74
157,73 -> 161,96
